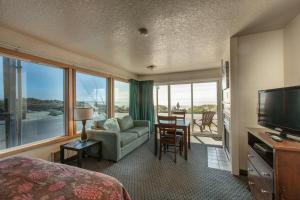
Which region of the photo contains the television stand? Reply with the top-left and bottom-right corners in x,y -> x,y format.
247,128 -> 300,200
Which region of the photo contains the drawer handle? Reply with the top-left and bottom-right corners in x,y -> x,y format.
247,168 -> 253,172
261,189 -> 270,193
261,172 -> 271,176
248,181 -> 255,185
248,154 -> 254,158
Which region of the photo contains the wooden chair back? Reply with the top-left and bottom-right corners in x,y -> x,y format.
157,116 -> 177,140
202,111 -> 215,126
171,110 -> 186,121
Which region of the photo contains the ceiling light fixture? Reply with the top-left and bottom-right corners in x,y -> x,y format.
138,27 -> 148,36
146,65 -> 156,70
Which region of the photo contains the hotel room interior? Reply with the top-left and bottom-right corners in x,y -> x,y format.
0,0 -> 300,199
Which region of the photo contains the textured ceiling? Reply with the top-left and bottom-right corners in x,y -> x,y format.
0,0 -> 300,75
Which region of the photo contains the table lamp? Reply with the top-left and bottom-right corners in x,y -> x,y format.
74,107 -> 93,142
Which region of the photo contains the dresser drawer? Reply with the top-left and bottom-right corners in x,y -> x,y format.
248,161 -> 273,200
248,147 -> 273,193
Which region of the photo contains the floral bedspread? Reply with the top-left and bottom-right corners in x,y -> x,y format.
0,156 -> 131,200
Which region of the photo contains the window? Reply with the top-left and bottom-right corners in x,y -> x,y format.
114,80 -> 129,118
75,72 -> 108,131
156,85 -> 169,116
170,84 -> 191,121
154,82 -> 218,132
0,56 -> 66,150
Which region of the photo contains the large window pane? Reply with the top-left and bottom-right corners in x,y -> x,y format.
0,56 -> 65,150
170,84 -> 191,121
156,85 -> 169,116
192,82 -> 218,132
76,72 -> 107,131
114,80 -> 129,118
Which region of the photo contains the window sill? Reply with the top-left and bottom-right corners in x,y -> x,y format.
0,135 -> 79,158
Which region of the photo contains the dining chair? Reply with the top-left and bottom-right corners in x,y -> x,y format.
171,110 -> 186,135
171,110 -> 186,121
157,116 -> 183,163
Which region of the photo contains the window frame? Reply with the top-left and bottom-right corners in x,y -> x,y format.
73,69 -> 110,133
0,47 -> 129,156
112,78 -> 130,118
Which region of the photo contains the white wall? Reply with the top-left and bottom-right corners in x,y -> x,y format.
232,30 -> 284,170
284,13 -> 300,86
138,68 -> 221,83
0,26 -> 137,79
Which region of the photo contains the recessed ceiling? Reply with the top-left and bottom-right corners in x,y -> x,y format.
0,0 -> 300,75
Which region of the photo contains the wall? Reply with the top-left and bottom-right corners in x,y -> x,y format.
232,30 -> 285,170
0,26 -> 137,79
138,68 -> 221,84
284,13 -> 300,86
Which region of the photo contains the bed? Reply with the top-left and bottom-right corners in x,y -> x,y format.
0,156 -> 131,200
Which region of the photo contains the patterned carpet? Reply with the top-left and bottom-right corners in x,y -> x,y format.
81,139 -> 253,200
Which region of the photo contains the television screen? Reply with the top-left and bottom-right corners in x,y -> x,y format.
258,86 -> 300,136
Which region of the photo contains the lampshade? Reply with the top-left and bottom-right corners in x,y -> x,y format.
74,107 -> 93,121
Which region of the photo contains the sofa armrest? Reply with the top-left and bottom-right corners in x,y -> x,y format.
133,120 -> 149,127
87,130 -> 121,162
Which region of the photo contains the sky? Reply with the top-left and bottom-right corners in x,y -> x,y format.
0,56 -> 129,106
0,57 -> 64,100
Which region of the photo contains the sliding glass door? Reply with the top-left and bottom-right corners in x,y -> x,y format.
170,84 -> 192,121
153,81 -> 218,133
156,85 -> 169,116
192,82 -> 218,132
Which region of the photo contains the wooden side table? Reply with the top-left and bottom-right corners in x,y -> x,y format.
60,139 -> 102,168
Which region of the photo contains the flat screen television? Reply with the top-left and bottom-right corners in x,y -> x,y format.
258,86 -> 300,137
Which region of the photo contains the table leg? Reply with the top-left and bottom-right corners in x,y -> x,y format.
77,150 -> 82,168
188,125 -> 191,149
184,127 -> 188,160
154,124 -> 158,156
98,142 -> 102,161
60,147 -> 64,164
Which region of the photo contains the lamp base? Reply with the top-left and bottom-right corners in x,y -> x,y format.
81,120 -> 88,142
79,139 -> 88,143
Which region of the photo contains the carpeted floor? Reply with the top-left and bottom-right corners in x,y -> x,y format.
81,140 -> 253,200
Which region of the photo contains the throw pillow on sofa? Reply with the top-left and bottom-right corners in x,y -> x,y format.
93,120 -> 106,130
117,115 -> 134,131
104,118 -> 121,132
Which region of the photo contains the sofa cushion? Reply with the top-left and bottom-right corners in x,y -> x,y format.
103,118 -> 120,132
120,132 -> 138,147
125,127 -> 148,137
93,120 -> 106,130
117,115 -> 134,131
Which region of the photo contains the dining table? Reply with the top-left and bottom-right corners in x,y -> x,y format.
154,119 -> 191,160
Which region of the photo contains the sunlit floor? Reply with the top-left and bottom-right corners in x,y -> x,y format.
207,146 -> 231,171
190,135 -> 230,171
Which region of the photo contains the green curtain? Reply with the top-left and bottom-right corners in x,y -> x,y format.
129,79 -> 155,133
139,80 -> 155,133
129,79 -> 140,120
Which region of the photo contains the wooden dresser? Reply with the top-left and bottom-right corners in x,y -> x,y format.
247,128 -> 300,200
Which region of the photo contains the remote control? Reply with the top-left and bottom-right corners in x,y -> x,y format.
270,135 -> 283,142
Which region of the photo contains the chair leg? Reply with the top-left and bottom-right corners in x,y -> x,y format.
209,125 -> 212,132
174,147 -> 177,163
159,142 -> 162,160
179,141 -> 182,156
